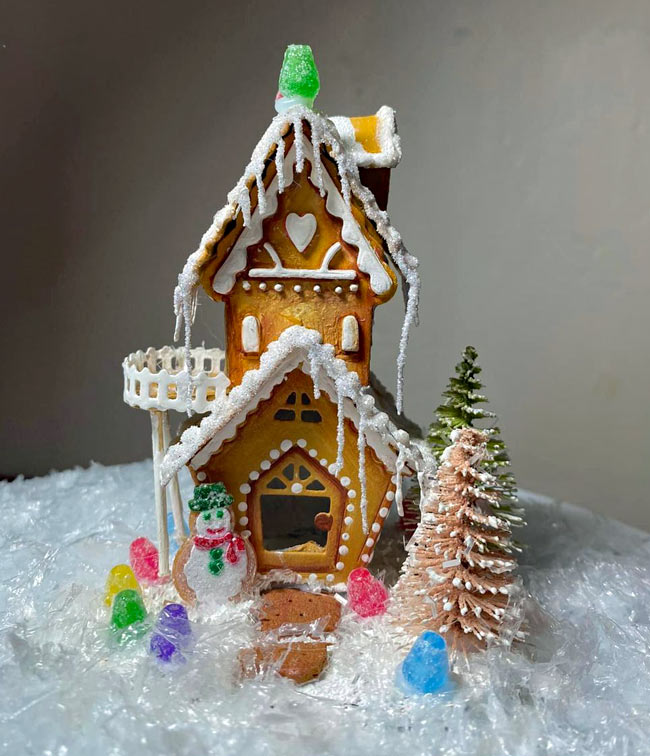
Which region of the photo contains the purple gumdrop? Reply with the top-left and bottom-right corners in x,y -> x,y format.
149,632 -> 179,663
156,604 -> 191,648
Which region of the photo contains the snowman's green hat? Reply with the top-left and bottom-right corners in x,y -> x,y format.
275,44 -> 320,114
188,482 -> 234,512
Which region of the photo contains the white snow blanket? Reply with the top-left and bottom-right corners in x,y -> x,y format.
1,460 -> 649,755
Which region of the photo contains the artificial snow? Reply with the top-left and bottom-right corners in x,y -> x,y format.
2,460 -> 650,755
172,105 -> 419,415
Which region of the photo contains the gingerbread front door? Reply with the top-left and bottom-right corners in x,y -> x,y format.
249,446 -> 345,573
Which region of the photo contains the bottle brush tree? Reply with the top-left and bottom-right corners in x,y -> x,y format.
427,346 -> 523,528
392,428 -> 523,648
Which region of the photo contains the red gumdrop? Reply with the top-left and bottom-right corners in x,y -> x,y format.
129,537 -> 163,584
347,567 -> 389,617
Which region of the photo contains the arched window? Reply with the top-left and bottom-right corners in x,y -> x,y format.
259,453 -> 333,551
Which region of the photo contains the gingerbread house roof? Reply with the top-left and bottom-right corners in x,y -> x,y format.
172,106 -> 421,414
206,129 -> 397,299
161,327 -> 422,511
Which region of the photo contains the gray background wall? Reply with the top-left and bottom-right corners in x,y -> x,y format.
3,1 -> 649,529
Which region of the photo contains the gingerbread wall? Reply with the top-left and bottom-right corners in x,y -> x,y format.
189,369 -> 399,584
224,165 -> 388,386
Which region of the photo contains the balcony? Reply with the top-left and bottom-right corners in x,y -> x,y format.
122,345 -> 229,414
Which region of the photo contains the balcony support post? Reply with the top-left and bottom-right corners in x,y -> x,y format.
149,409 -> 170,576
162,411 -> 187,549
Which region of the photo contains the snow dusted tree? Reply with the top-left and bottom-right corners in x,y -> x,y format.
393,427 -> 522,649
428,346 -> 523,528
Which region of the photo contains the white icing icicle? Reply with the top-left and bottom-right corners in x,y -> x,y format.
275,136 -> 286,193
335,388 -> 345,475
357,415 -> 368,534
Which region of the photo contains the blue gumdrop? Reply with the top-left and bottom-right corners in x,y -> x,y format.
167,511 -> 189,557
397,631 -> 449,695
149,632 -> 183,663
156,603 -> 191,649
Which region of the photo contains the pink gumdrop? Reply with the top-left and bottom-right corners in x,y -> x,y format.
347,567 -> 389,617
129,537 -> 162,584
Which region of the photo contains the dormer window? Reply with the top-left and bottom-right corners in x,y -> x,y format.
274,391 -> 322,423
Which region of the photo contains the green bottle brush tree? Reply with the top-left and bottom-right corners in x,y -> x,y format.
425,346 -> 524,528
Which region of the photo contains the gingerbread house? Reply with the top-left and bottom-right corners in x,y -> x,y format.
155,58 -> 424,588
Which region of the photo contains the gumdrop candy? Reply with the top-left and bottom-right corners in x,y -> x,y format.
104,564 -> 140,606
157,603 -> 192,648
275,45 -> 319,113
149,633 -> 179,663
278,45 -> 320,99
110,589 -> 147,631
167,511 -> 188,557
347,567 -> 389,617
149,603 -> 192,663
130,537 -> 162,584
397,631 -> 449,695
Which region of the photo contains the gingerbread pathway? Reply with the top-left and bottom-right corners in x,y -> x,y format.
240,588 -> 342,684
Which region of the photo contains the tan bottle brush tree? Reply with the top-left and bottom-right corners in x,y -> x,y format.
393,427 -> 523,648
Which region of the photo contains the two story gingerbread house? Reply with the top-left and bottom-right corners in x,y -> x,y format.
158,72 -> 423,588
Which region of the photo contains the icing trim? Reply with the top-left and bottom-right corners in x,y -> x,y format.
248,242 -> 356,281
285,212 -> 316,252
211,136 -> 391,296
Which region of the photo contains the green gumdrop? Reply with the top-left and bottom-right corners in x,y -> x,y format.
111,589 -> 147,630
278,45 -> 320,100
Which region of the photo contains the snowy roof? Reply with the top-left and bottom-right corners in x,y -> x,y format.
161,327 -> 422,527
209,134 -> 396,298
172,105 -> 420,413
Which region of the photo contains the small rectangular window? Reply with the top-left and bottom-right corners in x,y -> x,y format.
301,410 -> 322,423
274,409 -> 296,421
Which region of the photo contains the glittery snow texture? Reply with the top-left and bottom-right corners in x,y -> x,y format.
1,461 -> 649,755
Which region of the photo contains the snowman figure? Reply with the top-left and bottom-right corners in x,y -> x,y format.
173,483 -> 253,612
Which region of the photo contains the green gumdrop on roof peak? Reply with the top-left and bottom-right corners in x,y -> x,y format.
278,45 -> 320,100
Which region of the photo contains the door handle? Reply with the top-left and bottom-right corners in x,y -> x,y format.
314,512 -> 333,531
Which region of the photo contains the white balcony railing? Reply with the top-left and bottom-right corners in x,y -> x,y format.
122,345 -> 229,414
